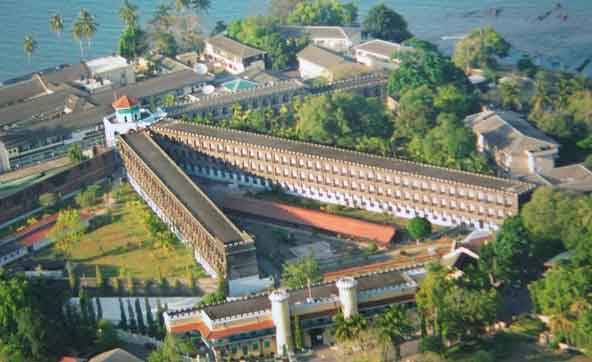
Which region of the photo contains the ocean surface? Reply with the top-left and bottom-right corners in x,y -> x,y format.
1,0 -> 591,82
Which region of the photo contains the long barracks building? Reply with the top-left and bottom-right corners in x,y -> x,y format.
118,131 -> 272,296
150,120 -> 535,231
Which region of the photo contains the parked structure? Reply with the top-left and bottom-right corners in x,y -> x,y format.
85,55 -> 136,87
165,266 -> 421,361
117,131 -> 272,296
297,45 -> 368,81
167,72 -> 388,120
465,110 -> 560,178
354,39 -> 413,70
151,120 -> 533,231
103,95 -> 166,147
204,35 -> 266,74
279,26 -> 362,53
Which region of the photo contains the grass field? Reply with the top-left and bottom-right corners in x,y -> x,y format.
35,187 -> 204,281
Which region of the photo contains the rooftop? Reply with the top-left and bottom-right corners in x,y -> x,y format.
171,267 -> 411,321
120,131 -> 248,245
297,45 -> 349,70
112,95 -> 138,109
222,79 -> 258,92
88,348 -> 143,362
466,110 -> 559,155
354,39 -> 413,59
219,195 -> 396,245
207,35 -> 266,59
540,163 -> 592,192
153,120 -> 534,193
278,25 -> 360,41
86,56 -> 130,75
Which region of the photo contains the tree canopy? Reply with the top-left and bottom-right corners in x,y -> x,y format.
281,255 -> 322,289
287,0 -> 357,26
452,26 -> 510,71
363,4 -> 412,43
407,217 -> 432,241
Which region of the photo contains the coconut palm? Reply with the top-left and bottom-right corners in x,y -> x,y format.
50,13 -> 64,38
119,0 -> 139,27
23,34 -> 37,64
150,4 -> 173,29
332,311 -> 368,344
73,9 -> 99,57
376,305 -> 415,362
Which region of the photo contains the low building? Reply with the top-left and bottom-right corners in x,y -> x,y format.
297,45 -> 355,81
279,26 -> 362,53
465,110 -> 560,178
88,348 -> 143,362
103,95 -> 166,148
165,267 -> 422,361
85,55 -> 136,87
354,39 -> 413,70
537,163 -> 592,193
204,35 -> 266,75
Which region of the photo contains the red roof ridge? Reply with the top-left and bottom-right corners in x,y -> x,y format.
112,95 -> 138,109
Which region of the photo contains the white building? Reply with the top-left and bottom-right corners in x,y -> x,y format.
296,45 -> 368,81
85,55 -> 136,87
279,26 -> 362,53
204,36 -> 266,75
103,95 -> 166,148
465,110 -> 560,178
354,39 -> 413,70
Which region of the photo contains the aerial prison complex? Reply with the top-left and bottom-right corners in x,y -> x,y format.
117,118 -> 534,296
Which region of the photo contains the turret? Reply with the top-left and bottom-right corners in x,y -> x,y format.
112,95 -> 140,123
336,276 -> 358,319
269,289 -> 293,355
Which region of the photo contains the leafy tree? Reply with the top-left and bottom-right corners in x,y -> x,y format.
403,37 -> 439,53
479,216 -> 534,286
66,261 -> 77,291
227,16 -> 308,70
434,84 -> 475,117
151,30 -> 178,56
586,155 -> 592,170
281,255 -> 322,289
287,0 -> 357,26
498,79 -> 523,111
416,264 -> 453,343
387,50 -> 469,97
67,144 -> 86,163
269,0 -> 304,18
148,334 -> 182,362
471,350 -> 495,362
118,298 -> 128,330
293,314 -> 304,350
150,4 -> 173,30
48,209 -> 85,256
453,26 -> 510,71
567,90 -> 592,131
75,184 -> 102,209
517,54 -> 537,77
38,192 -> 58,210
407,217 -> 432,241
394,85 -> 436,137
119,25 -> 149,59
296,92 -> 393,148
198,279 -> 227,306
363,4 -> 412,43
376,305 -> 415,361
210,20 -> 227,36
96,319 -> 119,351
135,298 -> 146,335
529,265 -> 592,316
95,265 -> 104,290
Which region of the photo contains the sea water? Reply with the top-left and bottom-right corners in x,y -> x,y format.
1,0 -> 591,82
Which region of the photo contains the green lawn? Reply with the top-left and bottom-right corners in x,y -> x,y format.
35,189 -> 204,282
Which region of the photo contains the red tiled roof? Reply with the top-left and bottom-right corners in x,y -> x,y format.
220,196 -> 396,245
58,357 -> 86,362
170,318 -> 274,339
112,95 -> 137,109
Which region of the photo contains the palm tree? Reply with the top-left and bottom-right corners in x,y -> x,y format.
332,312 -> 368,344
50,13 -> 64,38
23,34 -> 37,64
150,4 -> 173,30
73,9 -> 99,57
119,0 -> 139,27
376,305 -> 415,362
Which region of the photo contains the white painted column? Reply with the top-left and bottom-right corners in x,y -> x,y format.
269,289 -> 293,355
336,277 -> 358,319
